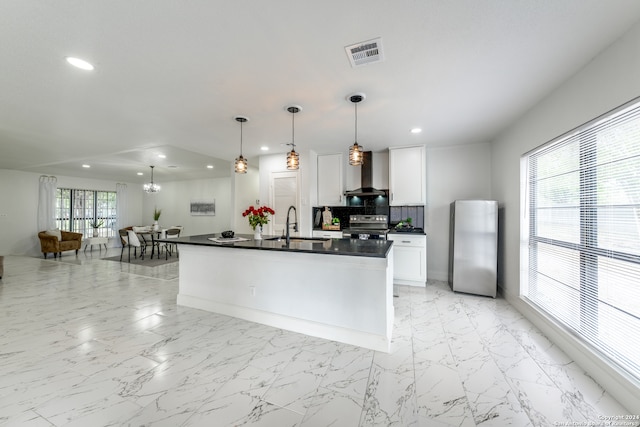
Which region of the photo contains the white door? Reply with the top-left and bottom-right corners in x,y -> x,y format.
270,171 -> 299,237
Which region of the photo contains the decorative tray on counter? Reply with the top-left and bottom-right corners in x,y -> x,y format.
322,224 -> 341,230
208,237 -> 250,243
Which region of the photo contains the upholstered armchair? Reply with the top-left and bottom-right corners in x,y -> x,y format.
38,230 -> 83,258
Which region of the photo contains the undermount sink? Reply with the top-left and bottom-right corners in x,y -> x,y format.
266,237 -> 329,243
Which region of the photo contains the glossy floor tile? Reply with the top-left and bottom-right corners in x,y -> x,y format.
0,253 -> 635,426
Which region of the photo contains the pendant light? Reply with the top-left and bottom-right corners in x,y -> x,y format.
143,165 -> 161,193
286,105 -> 301,170
234,116 -> 249,174
348,93 -> 366,166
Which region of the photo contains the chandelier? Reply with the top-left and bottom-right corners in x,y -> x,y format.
143,165 -> 161,193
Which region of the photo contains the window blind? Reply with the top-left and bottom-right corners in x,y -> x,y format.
522,98 -> 640,381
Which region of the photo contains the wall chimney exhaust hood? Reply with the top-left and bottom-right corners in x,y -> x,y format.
344,151 -> 388,197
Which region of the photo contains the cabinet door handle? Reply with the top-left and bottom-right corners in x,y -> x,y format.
402,240 -> 411,244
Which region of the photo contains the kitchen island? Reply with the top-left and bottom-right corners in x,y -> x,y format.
162,234 -> 394,352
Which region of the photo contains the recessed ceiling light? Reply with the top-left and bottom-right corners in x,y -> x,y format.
137,172 -> 143,176
260,146 -> 269,151
206,165 -> 214,169
158,154 -> 166,159
82,164 -> 90,168
65,57 -> 94,71
411,128 -> 422,134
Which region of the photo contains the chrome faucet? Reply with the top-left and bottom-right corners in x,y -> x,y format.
285,205 -> 298,245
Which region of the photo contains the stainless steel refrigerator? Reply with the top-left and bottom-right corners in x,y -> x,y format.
448,200 -> 498,298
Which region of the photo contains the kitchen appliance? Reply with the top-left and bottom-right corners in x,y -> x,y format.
448,200 -> 498,298
344,151 -> 387,197
342,214 -> 389,240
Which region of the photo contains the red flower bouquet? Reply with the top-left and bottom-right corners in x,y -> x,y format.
242,205 -> 275,230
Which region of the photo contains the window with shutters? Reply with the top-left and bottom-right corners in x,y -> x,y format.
521,98 -> 640,382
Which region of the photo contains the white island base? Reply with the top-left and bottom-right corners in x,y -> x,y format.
176,243 -> 394,352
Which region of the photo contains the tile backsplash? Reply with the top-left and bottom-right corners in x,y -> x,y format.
313,204 -> 424,229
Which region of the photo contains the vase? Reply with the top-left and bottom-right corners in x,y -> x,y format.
153,221 -> 159,231
92,229 -> 99,237
253,226 -> 262,240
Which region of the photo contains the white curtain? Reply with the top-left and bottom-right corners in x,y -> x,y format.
37,175 -> 57,231
116,183 -> 128,231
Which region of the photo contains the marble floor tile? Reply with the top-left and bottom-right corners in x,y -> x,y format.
414,362 -> 475,427
465,390 -> 532,427
361,363 -> 418,426
300,387 -> 364,427
0,254 -> 636,426
320,344 -> 374,400
507,378 -> 589,426
185,393 -> 303,427
262,350 -> 332,415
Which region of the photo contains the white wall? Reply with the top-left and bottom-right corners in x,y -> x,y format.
426,143 -> 493,281
141,176 -> 232,236
0,169 -> 142,256
0,170 -> 41,255
233,165 -> 260,234
490,22 -> 640,412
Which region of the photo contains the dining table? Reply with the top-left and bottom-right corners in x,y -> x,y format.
132,227 -> 168,259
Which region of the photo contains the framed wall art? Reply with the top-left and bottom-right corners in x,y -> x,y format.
190,200 -> 215,216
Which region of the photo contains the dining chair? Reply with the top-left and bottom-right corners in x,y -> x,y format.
164,227 -> 181,259
140,233 -> 156,258
120,229 -> 145,262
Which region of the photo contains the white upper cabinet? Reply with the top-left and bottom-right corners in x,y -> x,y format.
317,153 -> 344,206
389,145 -> 426,205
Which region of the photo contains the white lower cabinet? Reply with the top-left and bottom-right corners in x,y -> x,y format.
312,230 -> 344,239
388,234 -> 427,286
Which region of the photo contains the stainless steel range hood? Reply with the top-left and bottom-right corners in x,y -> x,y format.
344,151 -> 388,197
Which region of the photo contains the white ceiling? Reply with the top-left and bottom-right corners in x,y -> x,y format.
2,1 -> 640,183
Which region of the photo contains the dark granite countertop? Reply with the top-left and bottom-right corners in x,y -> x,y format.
157,234 -> 393,258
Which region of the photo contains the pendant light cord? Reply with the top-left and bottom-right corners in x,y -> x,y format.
354,102 -> 358,143
291,109 -> 295,150
240,121 -> 243,155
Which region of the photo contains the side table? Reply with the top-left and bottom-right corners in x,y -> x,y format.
84,237 -> 108,253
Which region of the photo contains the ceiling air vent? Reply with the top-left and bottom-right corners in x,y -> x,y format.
345,37 -> 384,68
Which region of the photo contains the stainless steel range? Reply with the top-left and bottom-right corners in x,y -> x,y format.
342,214 -> 389,240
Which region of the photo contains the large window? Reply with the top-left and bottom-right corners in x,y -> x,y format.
521,98 -> 640,382
56,188 -> 117,238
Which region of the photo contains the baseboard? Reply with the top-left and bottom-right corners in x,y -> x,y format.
394,278 -> 426,287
